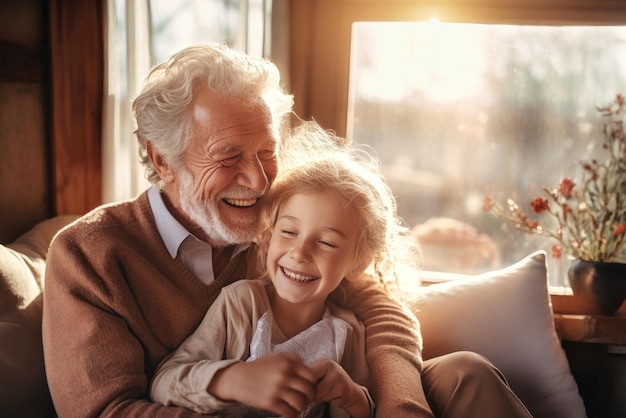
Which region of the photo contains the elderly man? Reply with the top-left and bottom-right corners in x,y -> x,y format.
42,43 -> 531,418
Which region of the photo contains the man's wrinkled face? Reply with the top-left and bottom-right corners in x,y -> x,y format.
175,93 -> 278,247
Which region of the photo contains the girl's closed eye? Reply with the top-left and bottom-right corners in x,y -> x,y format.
279,229 -> 297,237
319,239 -> 339,249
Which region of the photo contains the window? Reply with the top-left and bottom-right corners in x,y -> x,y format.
149,0 -> 269,64
348,21 -> 626,284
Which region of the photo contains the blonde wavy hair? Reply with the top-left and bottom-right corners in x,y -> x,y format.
256,121 -> 421,290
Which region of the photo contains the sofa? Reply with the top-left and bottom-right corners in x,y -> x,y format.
0,215 -> 78,418
0,216 -> 588,418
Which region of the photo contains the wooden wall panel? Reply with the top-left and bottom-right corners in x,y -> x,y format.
49,0 -> 104,216
0,0 -> 51,243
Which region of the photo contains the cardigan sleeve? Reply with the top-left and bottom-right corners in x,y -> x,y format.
330,275 -> 435,417
150,285 -> 258,414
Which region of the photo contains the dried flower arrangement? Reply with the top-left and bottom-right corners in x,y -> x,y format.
483,94 -> 626,262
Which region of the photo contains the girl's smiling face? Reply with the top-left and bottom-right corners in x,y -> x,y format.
266,191 -> 361,307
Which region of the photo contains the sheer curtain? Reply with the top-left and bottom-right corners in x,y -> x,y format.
102,0 -> 290,203
103,0 -> 151,204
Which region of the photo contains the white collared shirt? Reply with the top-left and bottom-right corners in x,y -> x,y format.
147,186 -> 249,284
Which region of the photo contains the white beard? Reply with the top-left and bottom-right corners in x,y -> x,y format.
177,167 -> 261,247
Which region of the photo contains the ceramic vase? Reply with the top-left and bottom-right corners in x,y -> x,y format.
567,259 -> 626,315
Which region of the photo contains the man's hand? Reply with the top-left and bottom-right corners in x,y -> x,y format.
208,353 -> 316,418
310,359 -> 371,418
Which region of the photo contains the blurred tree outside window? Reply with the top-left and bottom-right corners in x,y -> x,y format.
348,21 -> 626,285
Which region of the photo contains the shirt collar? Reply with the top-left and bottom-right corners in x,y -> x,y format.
147,186 -> 190,258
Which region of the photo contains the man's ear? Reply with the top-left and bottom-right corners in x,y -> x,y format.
147,141 -> 176,184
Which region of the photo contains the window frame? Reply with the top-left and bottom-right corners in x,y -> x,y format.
288,0 -> 626,137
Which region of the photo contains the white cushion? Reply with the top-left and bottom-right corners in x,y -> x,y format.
400,251 -> 587,418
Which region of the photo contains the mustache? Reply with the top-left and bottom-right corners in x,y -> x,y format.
219,186 -> 267,200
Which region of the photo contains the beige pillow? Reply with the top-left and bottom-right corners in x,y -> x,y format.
400,251 -> 587,418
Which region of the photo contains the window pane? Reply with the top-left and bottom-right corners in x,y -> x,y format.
150,0 -> 247,64
348,22 -> 626,282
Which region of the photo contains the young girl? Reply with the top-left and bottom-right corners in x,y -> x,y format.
149,122 -> 419,418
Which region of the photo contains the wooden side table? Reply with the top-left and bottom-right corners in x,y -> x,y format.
550,292 -> 626,418
552,313 -> 626,346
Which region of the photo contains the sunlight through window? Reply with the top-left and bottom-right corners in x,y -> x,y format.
348,22 -> 626,283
